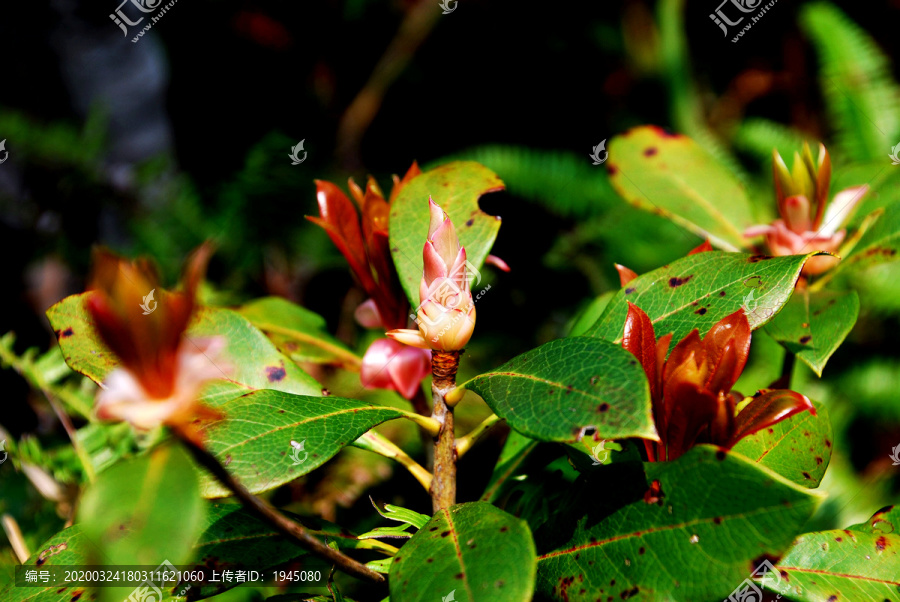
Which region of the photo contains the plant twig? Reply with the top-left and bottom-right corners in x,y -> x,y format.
2,514 -> 30,563
430,351 -> 460,512
771,350 -> 796,390
336,1 -> 441,169
174,428 -> 385,584
456,414 -> 502,459
353,430 -> 433,491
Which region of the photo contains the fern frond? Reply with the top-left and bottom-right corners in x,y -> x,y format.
430,145 -> 620,218
800,2 -> 900,163
733,118 -> 811,169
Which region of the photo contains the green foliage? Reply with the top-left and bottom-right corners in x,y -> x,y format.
606,126 -> 755,250
46,293 -> 324,404
199,390 -> 416,498
238,297 -> 361,369
533,446 -> 821,601
585,251 -> 813,342
764,289 -> 859,376
435,145 -> 616,218
800,2 -> 900,163
766,507 -> 900,600
389,502 -> 536,602
463,337 -> 656,444
732,400 -> 833,488
79,444 -> 205,567
389,161 -> 505,307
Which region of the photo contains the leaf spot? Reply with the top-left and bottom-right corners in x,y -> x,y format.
668,275 -> 693,287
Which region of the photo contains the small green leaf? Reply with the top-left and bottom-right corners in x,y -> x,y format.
78,444 -> 206,567
237,297 -> 361,370
764,289 -> 859,376
731,400 -> 832,488
567,292 -> 614,337
46,293 -> 323,407
607,126 -> 755,250
767,519 -> 900,600
389,161 -> 505,307
534,445 -> 821,601
389,502 -> 536,602
831,201 -> 900,276
199,390 -> 410,498
585,251 -> 816,343
0,526 -> 99,602
462,337 -> 656,444
848,505 -> 900,535
481,430 -> 540,503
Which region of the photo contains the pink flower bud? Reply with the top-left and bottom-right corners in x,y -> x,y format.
387,198 -> 477,351
360,338 -> 431,399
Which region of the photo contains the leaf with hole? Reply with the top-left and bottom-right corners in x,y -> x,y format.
389,161 -> 504,307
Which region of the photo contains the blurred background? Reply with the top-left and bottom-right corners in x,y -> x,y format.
2,0 -> 900,599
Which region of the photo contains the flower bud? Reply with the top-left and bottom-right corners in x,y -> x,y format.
387,198 -> 476,351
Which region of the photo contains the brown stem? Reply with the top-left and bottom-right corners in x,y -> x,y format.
771,350 -> 796,390
174,428 -> 385,584
430,350 -> 460,512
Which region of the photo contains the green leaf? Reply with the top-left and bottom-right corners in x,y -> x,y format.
462,337 -> 656,444
767,524 -> 900,600
849,504 -> 900,535
731,400 -> 832,488
534,445 -> 821,601
199,389 -> 410,498
567,292 -> 614,337
237,297 -> 361,370
481,430 -> 539,503
46,293 -> 323,407
389,502 -> 536,602
607,126 -> 754,250
0,526 -> 99,602
764,290 -> 859,376
389,161 -> 505,306
585,251 -> 816,343
186,502 -> 384,599
79,444 -> 206,567
831,202 -> 900,277
358,501 -> 431,540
